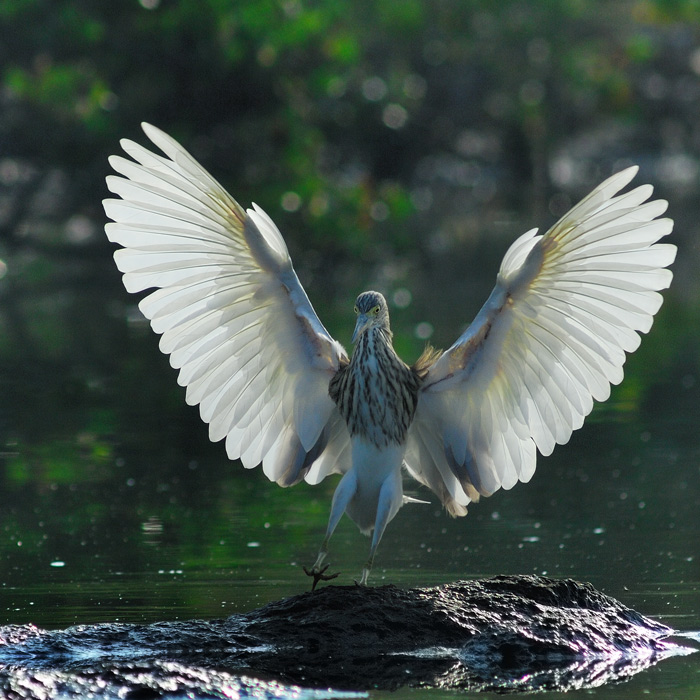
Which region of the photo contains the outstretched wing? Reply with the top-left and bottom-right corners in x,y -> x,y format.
405,167 -> 675,515
104,123 -> 351,487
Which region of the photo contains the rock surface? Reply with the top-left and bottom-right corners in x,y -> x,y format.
0,575 -> 693,698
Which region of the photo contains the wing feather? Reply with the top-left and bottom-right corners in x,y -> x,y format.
408,167 -> 675,510
104,123 -> 352,486
305,412 -> 352,484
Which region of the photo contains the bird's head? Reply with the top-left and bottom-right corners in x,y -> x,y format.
352,291 -> 390,343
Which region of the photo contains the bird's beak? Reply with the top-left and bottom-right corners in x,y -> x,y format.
352,314 -> 369,344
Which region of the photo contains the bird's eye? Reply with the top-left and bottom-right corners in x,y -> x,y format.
372,305 -> 380,315
353,305 -> 359,314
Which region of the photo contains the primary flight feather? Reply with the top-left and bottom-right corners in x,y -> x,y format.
104,123 -> 675,585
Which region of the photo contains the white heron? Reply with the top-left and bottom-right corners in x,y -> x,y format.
104,124 -> 675,586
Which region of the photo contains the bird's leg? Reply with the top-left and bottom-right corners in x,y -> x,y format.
356,537 -> 379,587
358,558 -> 373,586
356,473 -> 400,586
303,470 -> 357,590
310,541 -> 329,572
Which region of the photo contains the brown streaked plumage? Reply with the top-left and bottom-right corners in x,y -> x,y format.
329,292 -> 438,448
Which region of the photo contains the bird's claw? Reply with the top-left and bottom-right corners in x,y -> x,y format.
303,563 -> 339,591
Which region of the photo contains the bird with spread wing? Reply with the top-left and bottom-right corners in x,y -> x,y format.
104,124 -> 675,587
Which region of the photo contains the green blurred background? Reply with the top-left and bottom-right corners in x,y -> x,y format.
0,1 -> 698,668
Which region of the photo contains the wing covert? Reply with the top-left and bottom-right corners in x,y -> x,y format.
406,167 -> 675,514
104,123 -> 351,486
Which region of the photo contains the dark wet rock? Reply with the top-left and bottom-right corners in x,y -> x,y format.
0,575 -> 694,698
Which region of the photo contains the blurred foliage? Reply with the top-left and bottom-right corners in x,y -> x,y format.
1,0 -> 699,439
2,0 -> 700,241
0,0 -> 699,629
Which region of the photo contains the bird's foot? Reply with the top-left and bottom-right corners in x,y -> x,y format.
354,567 -> 371,587
303,563 -> 339,591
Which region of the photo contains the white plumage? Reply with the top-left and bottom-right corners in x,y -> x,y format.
409,166 -> 675,517
104,124 -> 675,584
